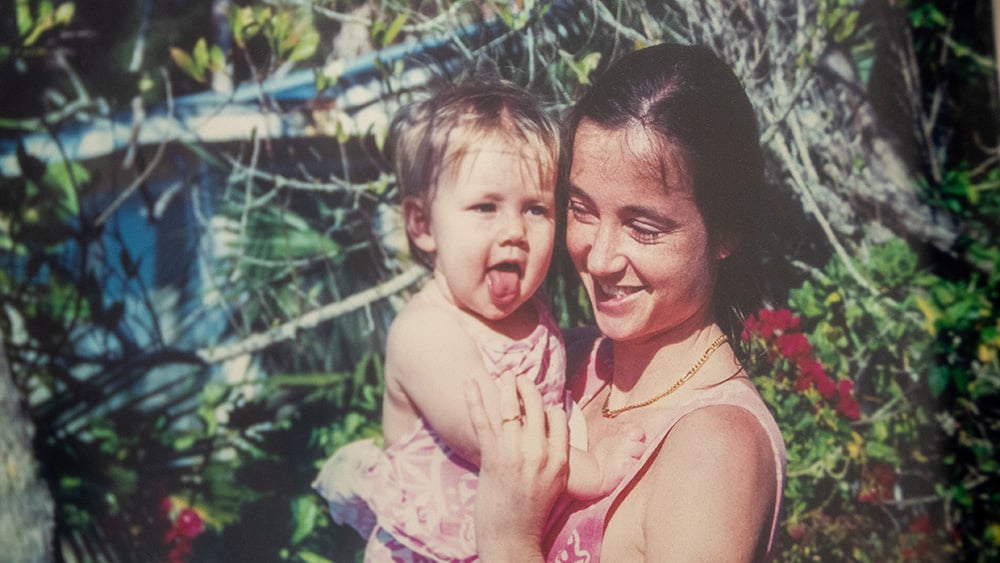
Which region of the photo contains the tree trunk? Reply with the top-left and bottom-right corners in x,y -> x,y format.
0,330 -> 54,562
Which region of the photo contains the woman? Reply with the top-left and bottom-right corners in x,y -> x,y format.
466,43 -> 787,561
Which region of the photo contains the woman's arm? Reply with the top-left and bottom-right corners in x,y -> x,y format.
641,405 -> 777,562
466,373 -> 569,562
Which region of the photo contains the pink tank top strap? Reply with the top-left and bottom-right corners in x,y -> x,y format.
546,338 -> 786,561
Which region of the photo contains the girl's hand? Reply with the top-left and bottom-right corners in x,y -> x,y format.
465,373 -> 569,562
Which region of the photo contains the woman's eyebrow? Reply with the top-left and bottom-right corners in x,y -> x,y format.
566,185 -> 591,201
621,204 -> 677,226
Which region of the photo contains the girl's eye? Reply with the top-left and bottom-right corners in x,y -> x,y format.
527,205 -> 549,217
472,203 -> 497,213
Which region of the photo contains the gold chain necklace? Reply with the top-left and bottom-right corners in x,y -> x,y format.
601,334 -> 729,418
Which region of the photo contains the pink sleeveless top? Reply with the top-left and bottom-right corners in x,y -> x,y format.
543,337 -> 786,562
363,293 -> 566,561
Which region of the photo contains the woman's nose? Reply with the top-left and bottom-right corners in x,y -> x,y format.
586,223 -> 625,274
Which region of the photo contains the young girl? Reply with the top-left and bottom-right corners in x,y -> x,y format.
313,80 -> 644,561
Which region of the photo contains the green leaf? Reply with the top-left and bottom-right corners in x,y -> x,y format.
290,496 -> 318,544
928,365 -> 950,396
16,0 -> 33,36
54,2 -> 74,25
174,433 -> 197,451
382,13 -> 408,47
297,552 -> 333,563
193,38 -> 209,72
170,47 -> 205,82
42,160 -> 85,216
287,28 -> 319,63
210,45 -> 225,72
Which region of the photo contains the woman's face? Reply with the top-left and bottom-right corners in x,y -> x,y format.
566,121 -> 725,345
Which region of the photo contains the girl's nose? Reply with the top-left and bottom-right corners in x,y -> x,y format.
586,223 -> 626,274
499,212 -> 527,245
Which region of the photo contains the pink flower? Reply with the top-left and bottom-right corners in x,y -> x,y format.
175,508 -> 204,539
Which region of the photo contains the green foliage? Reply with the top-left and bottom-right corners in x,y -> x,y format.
7,0 -> 74,53
1,0 -> 998,562
171,38 -> 226,84
752,236 -> 1000,561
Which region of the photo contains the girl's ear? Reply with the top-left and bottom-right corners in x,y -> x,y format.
403,196 -> 436,254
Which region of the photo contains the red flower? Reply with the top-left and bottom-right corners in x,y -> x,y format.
837,397 -> 861,420
814,372 -> 836,399
744,308 -> 800,342
175,508 -> 204,539
742,315 -> 758,341
776,332 -> 813,362
859,463 -> 896,502
168,540 -> 193,563
838,378 -> 854,399
159,497 -> 174,519
794,372 -> 813,392
873,463 -> 896,492
909,516 -> 931,534
836,379 -> 861,420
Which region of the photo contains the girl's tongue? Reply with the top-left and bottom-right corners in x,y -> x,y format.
486,264 -> 520,307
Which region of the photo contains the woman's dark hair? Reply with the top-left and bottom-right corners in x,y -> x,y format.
566,43 -> 772,366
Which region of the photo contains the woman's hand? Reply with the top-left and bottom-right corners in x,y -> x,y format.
465,373 -> 569,562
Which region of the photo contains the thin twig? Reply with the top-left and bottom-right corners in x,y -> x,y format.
95,69 -> 175,226
196,265 -> 427,364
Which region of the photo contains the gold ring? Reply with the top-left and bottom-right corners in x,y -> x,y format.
501,415 -> 522,425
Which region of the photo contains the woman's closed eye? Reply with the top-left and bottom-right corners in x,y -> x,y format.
568,198 -> 596,222
627,220 -> 667,243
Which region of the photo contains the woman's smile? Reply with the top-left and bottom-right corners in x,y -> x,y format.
566,121 -> 720,344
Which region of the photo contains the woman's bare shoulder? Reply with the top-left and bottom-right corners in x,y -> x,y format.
654,405 -> 774,476
635,405 -> 777,560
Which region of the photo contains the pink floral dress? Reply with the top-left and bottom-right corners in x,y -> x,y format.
313,294 -> 566,562
542,337 -> 787,562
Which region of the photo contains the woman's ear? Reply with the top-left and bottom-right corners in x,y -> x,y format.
714,233 -> 738,261
403,196 -> 436,254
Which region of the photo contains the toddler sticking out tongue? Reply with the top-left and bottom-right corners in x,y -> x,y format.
487,264 -> 520,307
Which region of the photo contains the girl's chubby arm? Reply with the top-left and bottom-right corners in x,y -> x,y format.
638,405 -> 776,562
383,300 -> 497,465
